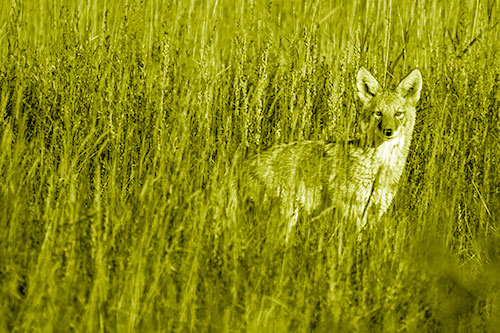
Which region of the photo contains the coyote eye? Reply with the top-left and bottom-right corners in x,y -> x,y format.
374,111 -> 382,117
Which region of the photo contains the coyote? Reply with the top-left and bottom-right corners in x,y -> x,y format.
243,67 -> 422,232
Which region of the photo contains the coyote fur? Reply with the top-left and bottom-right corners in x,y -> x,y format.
243,67 -> 422,230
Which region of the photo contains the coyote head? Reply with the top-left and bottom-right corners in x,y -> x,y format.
356,67 -> 422,144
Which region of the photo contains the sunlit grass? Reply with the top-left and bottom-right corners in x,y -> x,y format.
1,0 -> 500,331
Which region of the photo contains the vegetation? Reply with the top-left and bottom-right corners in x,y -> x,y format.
1,0 -> 500,331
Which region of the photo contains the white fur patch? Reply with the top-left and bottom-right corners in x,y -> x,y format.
376,133 -> 405,166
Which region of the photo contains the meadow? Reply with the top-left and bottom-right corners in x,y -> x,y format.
1,0 -> 500,331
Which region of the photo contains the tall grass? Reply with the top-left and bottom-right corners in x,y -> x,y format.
1,0 -> 500,331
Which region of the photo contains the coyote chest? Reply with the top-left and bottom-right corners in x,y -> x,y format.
334,133 -> 410,221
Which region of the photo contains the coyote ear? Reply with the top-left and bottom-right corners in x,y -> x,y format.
397,69 -> 422,106
357,67 -> 379,106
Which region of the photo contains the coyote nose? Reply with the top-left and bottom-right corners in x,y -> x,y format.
383,129 -> 393,137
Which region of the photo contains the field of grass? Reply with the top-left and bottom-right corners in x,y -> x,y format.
1,0 -> 500,331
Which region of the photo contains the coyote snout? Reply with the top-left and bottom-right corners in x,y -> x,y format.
377,111 -> 400,138
243,67 -> 423,235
